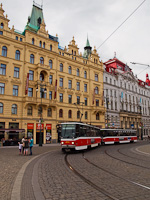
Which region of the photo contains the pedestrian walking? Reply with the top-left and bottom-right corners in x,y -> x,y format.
23,138 -> 29,156
18,141 -> 22,155
29,137 -> 34,155
21,136 -> 25,154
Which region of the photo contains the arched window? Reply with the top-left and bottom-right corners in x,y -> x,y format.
2,46 -> 7,57
68,110 -> 72,118
0,23 -> 4,29
40,72 -> 44,81
40,57 -> 44,64
12,104 -> 17,115
59,109 -> 63,118
0,103 -> 3,113
32,38 -> 34,45
77,68 -> 79,76
38,106 -> 42,116
60,63 -> 63,72
39,41 -> 42,47
43,42 -> 45,48
96,113 -> 99,120
95,87 -> 99,94
15,50 -> 20,60
49,60 -> 52,69
30,54 -> 34,64
68,66 -> 72,74
47,108 -> 52,117
50,45 -> 52,51
27,106 -> 32,116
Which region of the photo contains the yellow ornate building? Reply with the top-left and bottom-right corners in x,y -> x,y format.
0,2 -> 105,144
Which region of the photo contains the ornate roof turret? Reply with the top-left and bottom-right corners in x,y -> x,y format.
83,36 -> 92,59
24,2 -> 44,33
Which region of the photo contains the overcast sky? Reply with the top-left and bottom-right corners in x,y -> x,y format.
1,0 -> 150,81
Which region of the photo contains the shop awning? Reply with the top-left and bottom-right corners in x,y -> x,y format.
0,129 -> 25,133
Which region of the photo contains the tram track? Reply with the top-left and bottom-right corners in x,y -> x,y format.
105,149 -> 150,170
64,154 -> 119,200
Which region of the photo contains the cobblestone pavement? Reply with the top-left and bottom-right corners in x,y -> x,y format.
1,141 -> 150,200
0,144 -> 61,200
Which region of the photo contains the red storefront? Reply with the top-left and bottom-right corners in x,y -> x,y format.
27,123 -> 34,138
46,124 -> 52,143
36,123 -> 44,144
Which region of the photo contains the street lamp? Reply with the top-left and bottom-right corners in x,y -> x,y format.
36,83 -> 47,146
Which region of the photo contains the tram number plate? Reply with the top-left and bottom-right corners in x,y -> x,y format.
65,141 -> 70,144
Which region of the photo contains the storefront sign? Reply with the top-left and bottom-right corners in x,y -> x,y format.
36,123 -> 44,130
27,123 -> 34,130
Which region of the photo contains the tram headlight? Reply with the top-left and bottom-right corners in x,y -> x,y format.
72,142 -> 74,145
61,142 -> 64,144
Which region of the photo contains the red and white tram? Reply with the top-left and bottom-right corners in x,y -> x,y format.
60,122 -> 138,152
61,122 -> 102,152
101,129 -> 137,145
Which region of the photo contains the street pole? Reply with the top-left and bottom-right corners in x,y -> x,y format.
39,87 -> 42,147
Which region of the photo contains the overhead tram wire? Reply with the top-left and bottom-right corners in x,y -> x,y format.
97,0 -> 146,50
130,62 -> 150,75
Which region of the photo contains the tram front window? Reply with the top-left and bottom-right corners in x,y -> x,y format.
61,124 -> 76,138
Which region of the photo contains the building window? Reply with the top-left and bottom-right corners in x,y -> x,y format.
49,60 -> 52,69
40,88 -> 47,98
43,42 -> 45,48
59,93 -> 63,102
95,87 -> 99,94
68,80 -> 72,89
84,97 -> 87,106
96,99 -> 99,106
84,84 -> 87,92
40,57 -> 44,64
27,106 -> 32,116
16,36 -> 18,40
12,104 -> 17,115
77,68 -> 80,76
2,46 -> 7,57
0,64 -> 6,75
13,85 -> 18,96
0,31 -> 3,35
0,23 -> 4,29
14,67 -> 19,78
68,95 -> 72,104
84,71 -> 87,79
28,88 -> 33,97
77,82 -> 80,91
40,72 -> 44,81
15,50 -> 20,60
59,109 -> 63,117
49,75 -> 53,84
60,63 -> 63,72
38,106 -> 42,116
32,38 -> 34,45
96,113 -> 99,120
47,108 -> 52,117
85,111 -> 88,119
50,45 -> 52,51
39,41 -> 42,47
30,54 -> 34,64
49,91 -> 52,100
59,78 -> 63,87
68,110 -> 72,118
95,74 -> 98,81
68,66 -> 72,74
0,83 -> 5,94
77,111 -> 80,119
29,70 -> 34,81
0,103 -> 3,114
77,96 -> 80,104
